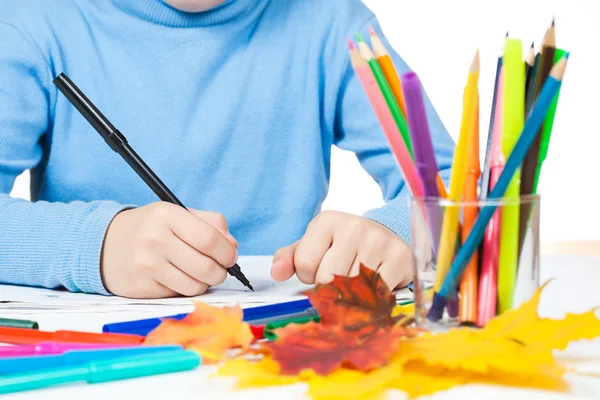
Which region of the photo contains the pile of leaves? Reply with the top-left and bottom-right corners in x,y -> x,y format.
145,266 -> 600,399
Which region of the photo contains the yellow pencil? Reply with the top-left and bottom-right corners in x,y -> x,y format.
498,38 -> 525,314
432,50 -> 480,294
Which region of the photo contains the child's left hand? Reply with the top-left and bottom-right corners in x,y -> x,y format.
270,211 -> 413,289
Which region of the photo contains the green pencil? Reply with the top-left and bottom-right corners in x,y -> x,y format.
0,318 -> 39,330
533,48 -> 566,193
356,33 -> 413,158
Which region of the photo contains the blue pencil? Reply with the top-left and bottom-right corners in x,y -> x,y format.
428,54 -> 568,320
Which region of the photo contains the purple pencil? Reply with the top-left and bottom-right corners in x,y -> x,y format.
402,72 -> 443,254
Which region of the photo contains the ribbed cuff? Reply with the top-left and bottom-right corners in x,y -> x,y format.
363,195 -> 411,245
68,202 -> 134,295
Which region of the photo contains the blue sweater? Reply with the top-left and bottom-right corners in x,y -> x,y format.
0,0 -> 454,295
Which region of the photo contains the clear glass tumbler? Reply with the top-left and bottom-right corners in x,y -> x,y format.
410,195 -> 540,330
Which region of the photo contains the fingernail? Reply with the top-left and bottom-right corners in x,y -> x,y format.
271,258 -> 284,270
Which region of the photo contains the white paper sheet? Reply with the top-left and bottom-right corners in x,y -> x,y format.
0,256 -> 413,314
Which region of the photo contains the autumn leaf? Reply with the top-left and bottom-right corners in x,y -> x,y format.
392,281 -> 600,387
481,281 -> 600,350
263,321 -> 409,375
144,302 -> 253,363
304,264 -> 402,337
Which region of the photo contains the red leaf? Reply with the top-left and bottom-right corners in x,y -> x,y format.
304,264 -> 400,337
264,321 -> 408,375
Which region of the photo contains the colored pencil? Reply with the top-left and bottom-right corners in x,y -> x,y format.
497,38 -> 525,314
369,27 -> 448,198
348,40 -> 424,197
356,34 -> 414,158
524,42 -> 535,101
428,50 -> 480,321
480,37 -> 505,199
518,23 -> 555,258
459,93 -> 481,325
533,47 -> 566,192
369,26 -> 408,119
478,68 -> 505,326
438,55 -> 568,303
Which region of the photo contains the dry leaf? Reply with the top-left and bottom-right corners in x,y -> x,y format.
304,265 -> 401,337
216,357 -> 305,388
144,302 -> 253,363
482,281 -> 600,350
216,281 -> 600,399
308,358 -> 403,400
264,321 -> 409,375
396,329 -> 561,376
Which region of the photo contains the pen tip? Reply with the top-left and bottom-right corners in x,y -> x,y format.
248,284 -> 255,291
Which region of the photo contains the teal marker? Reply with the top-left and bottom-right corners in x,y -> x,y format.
0,350 -> 201,395
0,345 -> 183,375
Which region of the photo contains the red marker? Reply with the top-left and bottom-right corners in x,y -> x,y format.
0,326 -> 144,345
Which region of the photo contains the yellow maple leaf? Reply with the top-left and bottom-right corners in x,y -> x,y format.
309,358 -> 403,400
482,281 -> 600,350
144,302 -> 254,363
217,357 -> 302,388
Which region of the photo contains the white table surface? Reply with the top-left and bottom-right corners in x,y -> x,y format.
2,254 -> 600,399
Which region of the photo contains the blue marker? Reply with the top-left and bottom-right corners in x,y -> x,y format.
0,350 -> 200,395
0,345 -> 182,375
103,298 -> 312,336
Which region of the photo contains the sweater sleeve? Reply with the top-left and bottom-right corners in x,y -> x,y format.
0,22 -> 130,295
333,18 -> 455,244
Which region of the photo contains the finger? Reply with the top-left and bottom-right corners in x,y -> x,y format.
349,249 -> 383,277
167,206 -> 237,268
154,262 -> 209,297
377,248 -> 413,290
294,222 -> 333,284
271,241 -> 298,282
166,235 -> 228,287
314,243 -> 356,284
189,210 -> 238,248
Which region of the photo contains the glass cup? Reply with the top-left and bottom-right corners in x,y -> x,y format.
410,195 -> 540,331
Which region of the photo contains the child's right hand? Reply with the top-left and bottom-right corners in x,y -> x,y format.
101,202 -> 238,298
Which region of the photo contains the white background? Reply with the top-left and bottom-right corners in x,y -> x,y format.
9,0 -> 600,242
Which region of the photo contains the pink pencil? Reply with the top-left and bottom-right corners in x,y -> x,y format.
0,341 -> 136,358
348,40 -> 424,198
477,68 -> 505,327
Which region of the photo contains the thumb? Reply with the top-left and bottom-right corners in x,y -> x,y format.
271,241 -> 299,282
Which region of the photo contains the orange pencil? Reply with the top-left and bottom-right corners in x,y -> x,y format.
369,26 -> 407,119
458,94 -> 480,325
369,26 -> 448,198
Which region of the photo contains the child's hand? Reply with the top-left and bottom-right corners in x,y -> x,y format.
270,211 -> 413,289
101,203 -> 238,298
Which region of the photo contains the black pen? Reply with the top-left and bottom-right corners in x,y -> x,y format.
53,73 -> 253,291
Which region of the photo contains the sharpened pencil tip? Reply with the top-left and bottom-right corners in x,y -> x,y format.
347,38 -> 355,50
356,32 -> 364,43
552,15 -> 555,27
368,25 -> 376,36
505,31 -> 509,37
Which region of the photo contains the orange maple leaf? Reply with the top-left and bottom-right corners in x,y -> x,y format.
144,302 -> 253,363
304,264 -> 403,337
264,321 -> 408,375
